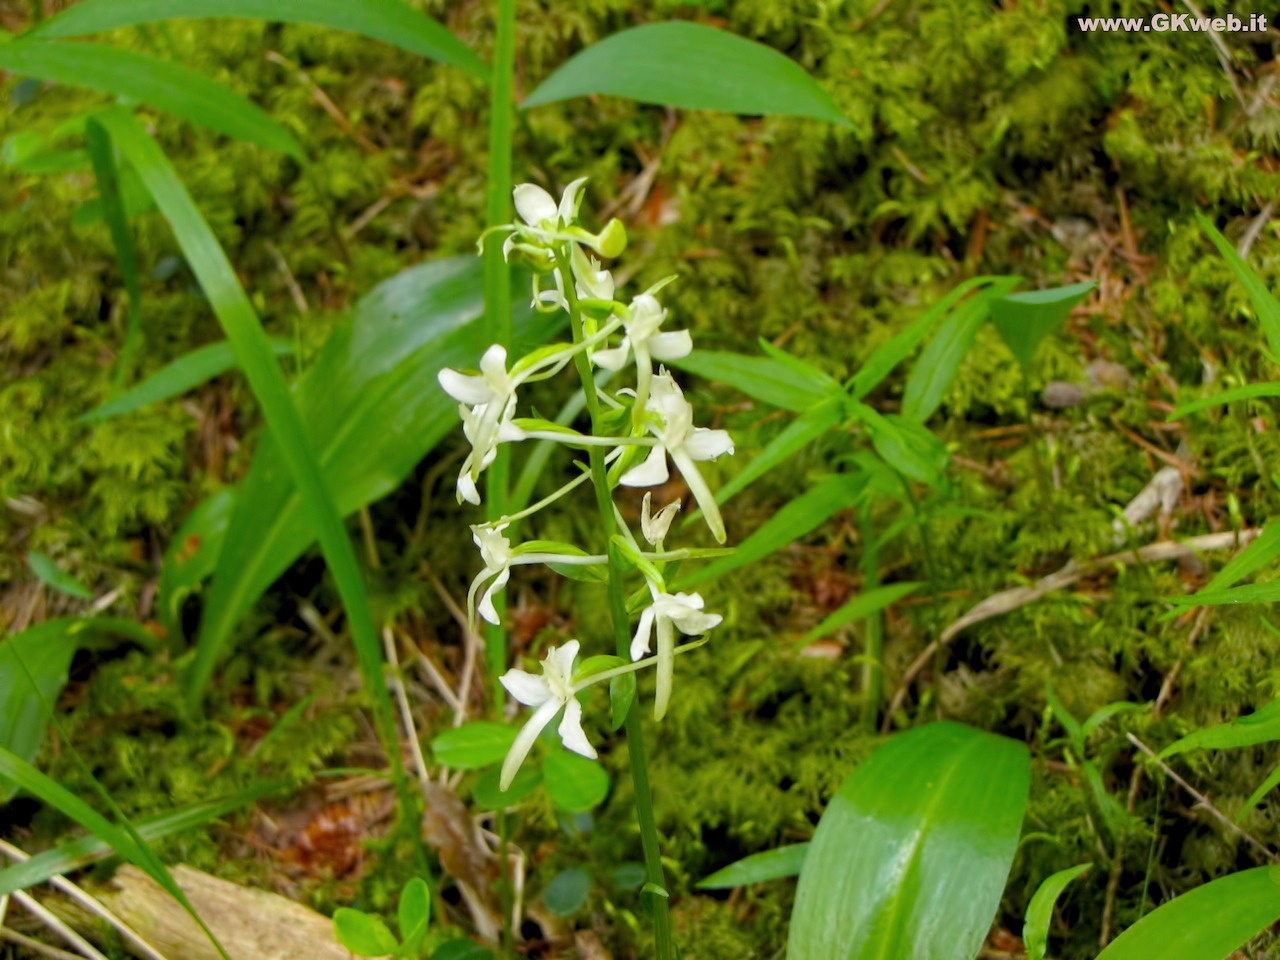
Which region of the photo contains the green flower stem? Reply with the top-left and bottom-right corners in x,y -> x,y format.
555,247 -> 677,960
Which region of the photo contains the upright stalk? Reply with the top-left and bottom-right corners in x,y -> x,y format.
1020,373 -> 1050,504
557,248 -> 677,960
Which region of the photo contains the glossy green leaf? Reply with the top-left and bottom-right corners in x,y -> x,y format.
333,909 -> 399,957
1167,381 -> 1280,420
800,583 -> 922,644
431,722 -> 517,770
671,349 -> 840,413
27,550 -> 92,599
989,281 -> 1096,374
1023,864 -> 1091,960
787,722 -> 1030,960
678,473 -> 866,589
397,877 -> 432,955
0,41 -> 301,158
1160,700 -> 1280,758
0,779 -> 286,896
189,256 -> 555,699
157,488 -> 236,646
544,749 -> 609,812
697,843 -> 809,889
523,22 -> 848,126
1195,213 -> 1280,360
1095,866 -> 1280,960
543,866 -> 593,917
31,0 -> 488,83
78,338 -> 294,423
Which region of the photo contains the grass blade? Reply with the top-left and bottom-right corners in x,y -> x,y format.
77,338 -> 294,423
1159,700 -> 1280,758
800,582 -> 922,644
0,40 -> 302,159
523,21 -> 849,126
93,106 -> 411,821
1023,864 -> 1091,960
29,0 -> 487,83
1195,212 -> 1280,360
1166,381 -> 1280,420
26,552 -> 92,599
712,395 -> 844,507
671,349 -> 840,413
697,844 -> 809,889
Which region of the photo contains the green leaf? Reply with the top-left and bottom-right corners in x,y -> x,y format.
1239,763 -> 1280,822
187,256 -> 556,700
543,749 -> 610,812
787,722 -> 1030,960
678,473 -> 866,589
523,22 -> 849,126
608,862 -> 647,890
1023,864 -> 1091,960
1167,381 -> 1280,420
27,550 -> 92,599
542,866 -> 593,917
431,939 -> 494,960
0,780 -> 287,896
1095,866 -> 1280,960
0,41 -> 302,159
1080,701 -> 1144,739
697,843 -> 809,889
800,583 -> 923,644
334,908 -> 400,957
473,763 -> 541,809
1159,700 -> 1280,758
157,488 -> 236,646
574,655 -> 626,683
30,0 -> 488,83
713,395 -> 844,507
397,878 -> 431,956
671,349 -> 840,413
989,281 -> 1096,374
431,722 -> 518,770
1167,580 -> 1280,607
1195,212 -> 1280,360
78,338 -> 294,423
858,408 -> 950,488
610,672 -> 636,731
1199,521 -> 1280,595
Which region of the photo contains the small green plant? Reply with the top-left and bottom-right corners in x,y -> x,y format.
334,877 -> 433,959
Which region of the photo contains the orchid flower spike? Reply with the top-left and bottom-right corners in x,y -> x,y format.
499,640 -> 595,790
593,293 -> 692,411
631,587 -> 722,720
620,372 -> 735,543
438,345 -> 526,504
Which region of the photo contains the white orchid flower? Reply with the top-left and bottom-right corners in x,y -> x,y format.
593,294 -> 692,415
631,587 -> 722,720
641,492 -> 681,547
499,640 -> 595,790
466,523 -> 608,628
438,345 -> 526,505
490,177 -> 626,268
620,372 -> 734,543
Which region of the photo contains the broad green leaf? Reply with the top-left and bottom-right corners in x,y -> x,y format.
1167,381 -> 1280,420
0,41 -> 301,158
543,749 -> 609,812
78,338 -> 295,423
30,0 -> 488,83
523,22 -> 849,126
1023,864 -> 1091,960
678,473 -> 867,589
787,722 -> 1030,960
901,281 -> 1016,422
1095,866 -> 1280,960
671,349 -> 840,413
697,843 -> 809,889
431,722 -> 517,770
989,281 -> 1096,374
188,256 -> 556,699
1195,212 -> 1280,360
847,276 -> 1016,399
27,550 -> 92,599
1159,700 -> 1280,758
0,779 -> 287,896
473,763 -> 541,809
333,909 -> 400,957
397,878 -> 431,954
800,583 -> 922,644
157,488 -> 236,645
712,395 -> 844,506
542,866 -> 593,917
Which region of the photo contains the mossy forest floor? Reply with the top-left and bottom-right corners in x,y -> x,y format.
3,1 -> 1280,958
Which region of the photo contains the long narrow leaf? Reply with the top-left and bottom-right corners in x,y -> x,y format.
713,395 -> 844,507
0,41 -> 302,158
1199,520 -> 1280,594
697,844 -> 809,889
1095,867 -> 1280,960
800,582 -> 922,644
1023,864 -> 1091,960
523,22 -> 848,125
1195,212 -> 1280,360
78,338 -> 294,423
671,349 -> 840,413
1159,700 -> 1280,758
1167,381 -> 1280,420
30,0 -> 487,83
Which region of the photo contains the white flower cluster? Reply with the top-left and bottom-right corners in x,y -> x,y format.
439,179 -> 734,789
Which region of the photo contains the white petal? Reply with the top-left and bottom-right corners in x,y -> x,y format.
456,464 -> 481,506
557,696 -> 597,759
478,566 -> 511,625
513,183 -> 557,226
592,343 -> 631,371
672,609 -> 722,635
684,428 -> 734,462
546,640 -> 580,687
620,445 -> 670,488
673,449 -> 727,544
648,330 -> 693,361
438,369 -> 493,405
654,618 -> 675,721
501,669 -> 552,707
558,176 -> 589,224
500,697 -> 560,790
631,606 -> 656,661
